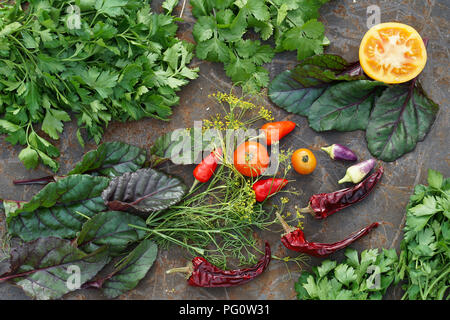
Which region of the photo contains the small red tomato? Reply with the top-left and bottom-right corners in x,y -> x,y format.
234,141 -> 270,177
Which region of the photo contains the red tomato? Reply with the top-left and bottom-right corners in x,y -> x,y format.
233,141 -> 270,177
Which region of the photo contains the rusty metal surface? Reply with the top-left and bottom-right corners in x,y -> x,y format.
0,0 -> 449,300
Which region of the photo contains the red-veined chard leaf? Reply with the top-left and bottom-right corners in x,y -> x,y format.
269,53 -> 439,162
102,168 -> 187,214
68,141 -> 147,177
83,239 -> 157,299
366,81 -> 439,162
308,80 -> 386,132
5,175 -> 110,241
0,237 -> 110,300
268,54 -> 365,116
77,211 -> 147,256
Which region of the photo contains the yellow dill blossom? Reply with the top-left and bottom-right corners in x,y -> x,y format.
230,181 -> 257,222
210,92 -> 257,111
280,197 -> 290,204
294,205 -> 305,229
258,106 -> 274,121
224,113 -> 244,129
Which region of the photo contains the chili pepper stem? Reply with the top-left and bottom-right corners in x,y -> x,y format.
275,212 -> 296,235
298,204 -> 314,215
166,262 -> 194,278
189,179 -> 200,193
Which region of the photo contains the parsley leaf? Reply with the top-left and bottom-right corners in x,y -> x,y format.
396,169 -> 450,300
295,248 -> 398,300
191,0 -> 329,92
0,0 -> 198,171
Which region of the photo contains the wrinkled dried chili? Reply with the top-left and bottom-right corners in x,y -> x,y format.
300,166 -> 384,219
276,212 -> 379,257
166,242 -> 271,287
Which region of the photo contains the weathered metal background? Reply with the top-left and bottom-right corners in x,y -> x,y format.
0,0 -> 448,300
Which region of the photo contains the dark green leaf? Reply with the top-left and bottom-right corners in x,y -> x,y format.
6,175 -> 110,241
69,141 -> 147,177
85,239 -> 158,299
77,211 -> 147,256
366,82 -> 439,162
102,168 -> 187,214
0,237 -> 110,300
308,80 -> 385,132
269,54 -> 365,116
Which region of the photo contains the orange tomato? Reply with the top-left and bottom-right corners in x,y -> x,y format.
233,141 -> 270,177
292,148 -> 317,175
359,22 -> 427,84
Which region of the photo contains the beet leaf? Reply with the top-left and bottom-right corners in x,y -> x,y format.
83,239 -> 158,299
5,175 -> 110,241
0,237 -> 110,300
268,54 -> 365,116
77,211 -> 147,256
366,81 -> 439,162
68,141 -> 147,177
102,168 -> 187,214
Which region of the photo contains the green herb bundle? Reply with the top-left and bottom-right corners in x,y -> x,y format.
191,0 -> 329,92
295,248 -> 398,300
396,169 -> 450,300
0,0 -> 198,171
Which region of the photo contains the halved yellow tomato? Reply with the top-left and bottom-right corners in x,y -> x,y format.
359,22 -> 427,84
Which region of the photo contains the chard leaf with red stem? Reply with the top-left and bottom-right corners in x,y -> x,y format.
102,168 -> 187,214
5,175 -> 109,241
68,141 -> 147,177
268,54 -> 366,116
77,211 -> 147,256
0,237 -> 110,300
84,239 -> 158,299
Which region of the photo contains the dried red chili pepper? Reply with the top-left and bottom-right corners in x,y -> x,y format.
252,178 -> 288,202
166,242 -> 271,287
276,212 -> 379,257
300,166 -> 384,219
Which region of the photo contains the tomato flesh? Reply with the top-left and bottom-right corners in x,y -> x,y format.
359,23 -> 427,84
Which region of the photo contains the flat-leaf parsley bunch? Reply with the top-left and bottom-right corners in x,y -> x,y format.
0,0 -> 198,171
192,0 -> 330,92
